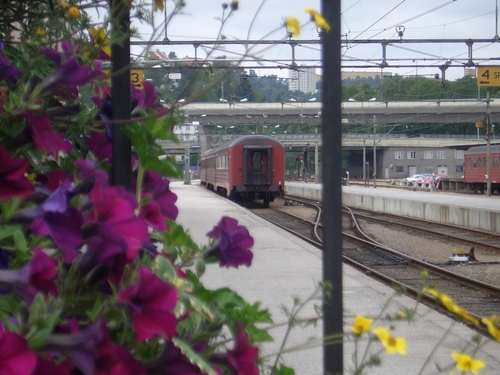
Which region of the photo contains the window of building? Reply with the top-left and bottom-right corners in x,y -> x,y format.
395,166 -> 404,173
437,151 -> 446,159
407,151 -> 416,159
424,166 -> 434,174
454,150 -> 464,159
455,165 -> 464,173
395,151 -> 404,159
423,151 -> 433,159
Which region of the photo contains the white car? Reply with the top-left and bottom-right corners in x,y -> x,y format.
403,174 -> 431,187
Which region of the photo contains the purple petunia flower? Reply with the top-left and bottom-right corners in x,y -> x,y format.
87,181 -> 149,260
142,171 -> 178,221
24,111 -> 72,154
11,180 -> 84,263
226,323 -> 259,375
0,325 -> 37,375
131,81 -> 162,116
0,42 -> 21,83
42,319 -> 106,375
117,266 -> 178,342
0,146 -> 34,202
39,58 -> 104,95
144,340 -> 210,375
0,247 -> 57,302
28,247 -> 58,297
205,216 -> 254,268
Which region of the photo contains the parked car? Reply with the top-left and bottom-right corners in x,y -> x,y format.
422,174 -> 454,188
402,174 -> 431,187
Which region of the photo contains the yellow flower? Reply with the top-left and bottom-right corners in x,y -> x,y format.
482,315 -> 500,341
423,288 -> 479,325
285,17 -> 301,37
372,327 -> 407,355
89,27 -> 112,59
36,27 -> 46,37
351,315 -> 373,336
154,0 -> 164,11
58,0 -> 70,8
451,352 -> 485,375
68,6 -> 80,19
305,6 -> 330,32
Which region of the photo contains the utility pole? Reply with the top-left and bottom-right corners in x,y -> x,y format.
373,115 -> 377,188
486,91 -> 492,196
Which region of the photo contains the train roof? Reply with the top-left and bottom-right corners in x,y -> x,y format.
465,144 -> 500,155
203,135 -> 284,155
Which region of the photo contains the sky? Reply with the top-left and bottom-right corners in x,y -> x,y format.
128,0 -> 500,82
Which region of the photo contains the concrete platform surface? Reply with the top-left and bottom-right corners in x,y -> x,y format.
172,181 -> 500,374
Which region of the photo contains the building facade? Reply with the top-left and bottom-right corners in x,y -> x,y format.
288,66 -> 317,94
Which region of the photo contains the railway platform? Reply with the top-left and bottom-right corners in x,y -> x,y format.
285,181 -> 500,234
171,180 -> 500,375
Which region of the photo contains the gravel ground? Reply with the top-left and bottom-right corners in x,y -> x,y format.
271,198 -> 500,288
357,219 -> 500,288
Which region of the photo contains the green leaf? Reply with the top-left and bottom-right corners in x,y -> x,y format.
0,224 -> 23,241
143,110 -> 178,140
274,365 -> 296,375
0,200 -> 23,223
153,256 -> 177,283
13,229 -> 29,253
86,295 -> 104,321
194,258 -> 205,277
172,338 -> 219,375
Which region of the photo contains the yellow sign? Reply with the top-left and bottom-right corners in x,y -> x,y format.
477,66 -> 500,87
102,69 -> 145,89
476,121 -> 483,128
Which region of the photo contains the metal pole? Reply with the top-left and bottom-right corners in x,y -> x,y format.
321,1 -> 343,374
110,0 -> 131,189
314,126 -> 319,182
486,92 -> 492,196
373,115 -> 377,188
363,139 -> 366,186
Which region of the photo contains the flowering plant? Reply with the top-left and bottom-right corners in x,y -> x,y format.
0,1 -> 295,374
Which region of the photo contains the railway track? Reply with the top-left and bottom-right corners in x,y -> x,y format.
249,196 -> 500,339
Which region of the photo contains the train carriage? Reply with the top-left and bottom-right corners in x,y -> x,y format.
200,135 -> 285,207
464,145 -> 500,193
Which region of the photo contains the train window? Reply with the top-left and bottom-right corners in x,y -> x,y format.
494,156 -> 498,168
473,158 -> 477,169
483,157 -> 486,169
478,157 -> 482,169
252,152 -> 262,171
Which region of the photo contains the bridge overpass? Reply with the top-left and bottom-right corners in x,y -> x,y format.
179,99 -> 500,127
158,132 -> 498,155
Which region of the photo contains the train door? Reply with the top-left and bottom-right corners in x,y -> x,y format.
242,146 -> 272,186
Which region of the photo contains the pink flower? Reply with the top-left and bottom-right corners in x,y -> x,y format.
227,323 -> 259,375
28,247 -> 58,297
87,182 -> 149,260
0,326 -> 37,375
117,266 -> 178,342
25,111 -> 72,154
0,146 -> 34,202
205,217 -> 254,268
0,247 -> 57,302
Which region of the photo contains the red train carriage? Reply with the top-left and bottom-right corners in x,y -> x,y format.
200,135 -> 285,207
464,145 -> 500,193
